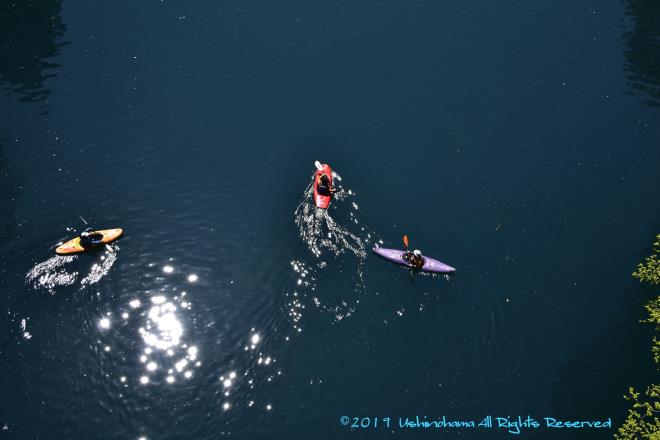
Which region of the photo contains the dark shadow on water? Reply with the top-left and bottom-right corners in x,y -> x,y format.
0,0 -> 67,110
624,0 -> 660,106
549,282 -> 658,437
0,138 -> 18,245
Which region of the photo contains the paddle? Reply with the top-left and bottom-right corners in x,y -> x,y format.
403,234 -> 414,280
78,215 -> 114,253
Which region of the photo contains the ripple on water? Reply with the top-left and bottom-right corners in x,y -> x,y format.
89,258 -> 285,434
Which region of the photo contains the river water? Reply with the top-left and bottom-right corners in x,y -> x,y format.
1,0 -> 659,439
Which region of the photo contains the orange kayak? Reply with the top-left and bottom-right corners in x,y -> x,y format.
55,228 -> 123,255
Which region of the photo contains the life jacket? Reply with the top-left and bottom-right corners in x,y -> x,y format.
403,252 -> 424,268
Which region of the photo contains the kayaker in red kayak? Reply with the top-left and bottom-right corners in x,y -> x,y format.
313,162 -> 334,209
317,173 -> 335,196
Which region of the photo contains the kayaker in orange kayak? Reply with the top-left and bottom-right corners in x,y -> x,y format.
79,228 -> 104,248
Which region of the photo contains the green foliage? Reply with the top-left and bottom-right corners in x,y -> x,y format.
643,297 -> 660,364
616,235 -> 660,439
615,386 -> 660,440
633,234 -> 660,285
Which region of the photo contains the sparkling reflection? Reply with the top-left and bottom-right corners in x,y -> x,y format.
217,329 -> 285,412
140,303 -> 182,350
20,318 -> 32,340
98,276 -> 202,387
132,292 -> 200,384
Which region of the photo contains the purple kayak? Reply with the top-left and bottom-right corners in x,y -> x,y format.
372,247 -> 456,274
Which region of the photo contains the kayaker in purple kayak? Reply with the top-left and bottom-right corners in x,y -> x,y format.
372,234 -> 456,274
403,249 -> 425,268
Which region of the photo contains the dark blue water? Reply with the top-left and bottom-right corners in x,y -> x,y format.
1,0 -> 659,439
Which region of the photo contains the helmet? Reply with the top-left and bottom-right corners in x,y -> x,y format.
413,250 -> 422,257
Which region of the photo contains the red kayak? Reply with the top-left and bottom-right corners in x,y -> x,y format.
313,163 -> 333,209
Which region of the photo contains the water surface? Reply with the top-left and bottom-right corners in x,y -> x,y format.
1,0 -> 659,439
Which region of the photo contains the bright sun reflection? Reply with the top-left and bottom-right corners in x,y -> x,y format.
247,330 -> 261,350
125,288 -> 201,385
98,264 -> 204,391
140,301 -> 182,349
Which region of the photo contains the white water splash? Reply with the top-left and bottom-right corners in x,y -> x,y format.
26,255 -> 78,293
294,181 -> 367,258
26,246 -> 119,292
80,248 -> 118,287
